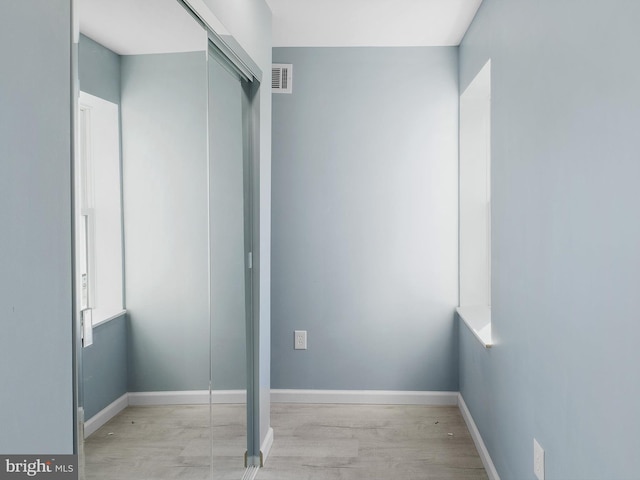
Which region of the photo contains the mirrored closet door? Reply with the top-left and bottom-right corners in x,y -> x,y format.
207,45 -> 250,477
73,0 -> 257,478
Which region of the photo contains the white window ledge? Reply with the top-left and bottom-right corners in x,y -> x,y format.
457,306 -> 492,348
93,309 -> 127,328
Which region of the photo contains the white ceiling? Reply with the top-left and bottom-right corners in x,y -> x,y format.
79,0 -> 483,55
78,0 -> 207,55
266,0 -> 483,47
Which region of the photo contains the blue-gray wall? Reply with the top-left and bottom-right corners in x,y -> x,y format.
208,55 -> 247,390
121,52 -> 211,392
0,0 -> 74,453
78,34 -> 127,421
82,315 -> 128,419
271,47 -> 459,391
79,34 -> 120,104
459,1 -> 640,478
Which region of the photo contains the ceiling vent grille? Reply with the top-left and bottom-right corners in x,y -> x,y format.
272,64 -> 293,94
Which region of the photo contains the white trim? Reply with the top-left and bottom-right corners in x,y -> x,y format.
457,306 -> 493,348
271,389 -> 459,405
83,393 -> 128,438
92,309 -> 127,328
84,391 -> 497,479
209,390 -> 247,404
128,390 -> 208,405
260,426 -> 274,465
84,390 -> 247,437
458,394 -> 500,480
128,390 -> 247,406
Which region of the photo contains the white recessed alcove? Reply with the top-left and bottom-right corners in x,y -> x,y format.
459,59 -> 492,348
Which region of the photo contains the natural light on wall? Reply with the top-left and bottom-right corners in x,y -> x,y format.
458,59 -> 492,347
77,91 -> 124,346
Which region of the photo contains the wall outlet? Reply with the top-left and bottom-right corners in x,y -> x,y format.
294,330 -> 307,350
533,438 -> 545,480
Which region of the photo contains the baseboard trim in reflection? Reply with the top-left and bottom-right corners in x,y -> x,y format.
128,390 -> 247,406
83,393 -> 128,438
84,390 -> 247,438
271,389 -> 459,405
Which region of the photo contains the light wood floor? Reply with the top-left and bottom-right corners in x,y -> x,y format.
258,404 -> 489,480
83,405 -> 247,480
84,403 -> 488,480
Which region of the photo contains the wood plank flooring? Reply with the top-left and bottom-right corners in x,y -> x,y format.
83,403 -> 488,480
257,404 -> 488,480
83,405 -> 247,480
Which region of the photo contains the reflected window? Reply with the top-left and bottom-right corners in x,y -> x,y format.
78,91 -> 124,337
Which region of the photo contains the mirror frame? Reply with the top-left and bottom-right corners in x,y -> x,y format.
70,0 -> 263,474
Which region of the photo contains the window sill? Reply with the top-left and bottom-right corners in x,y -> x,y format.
456,306 -> 492,348
92,309 -> 127,328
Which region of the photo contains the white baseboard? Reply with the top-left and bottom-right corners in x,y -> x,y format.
128,390 -> 246,406
269,390 -> 496,477
271,389 -> 459,405
260,427 -> 274,465
85,390 -> 246,437
458,394 -> 500,480
85,389 -> 498,480
210,390 -> 246,404
128,390 -> 208,405
84,393 -> 128,438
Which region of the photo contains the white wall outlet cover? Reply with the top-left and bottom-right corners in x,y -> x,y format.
534,438 -> 545,480
294,330 -> 307,350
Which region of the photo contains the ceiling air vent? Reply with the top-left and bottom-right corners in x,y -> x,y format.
272,64 -> 293,94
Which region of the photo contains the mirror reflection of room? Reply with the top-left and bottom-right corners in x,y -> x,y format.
76,1 -> 248,478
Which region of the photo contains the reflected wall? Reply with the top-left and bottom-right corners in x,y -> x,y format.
122,51 -> 210,393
